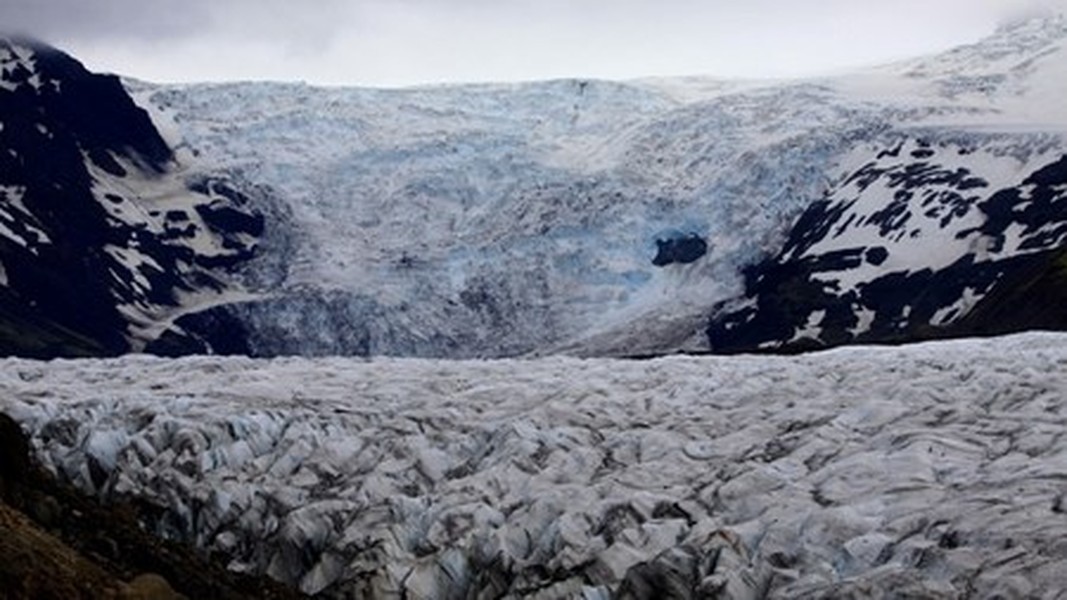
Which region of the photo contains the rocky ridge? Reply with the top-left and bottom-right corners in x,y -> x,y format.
0,37 -> 268,358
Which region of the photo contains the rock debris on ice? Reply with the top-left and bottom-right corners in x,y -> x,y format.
3,332 -> 1067,597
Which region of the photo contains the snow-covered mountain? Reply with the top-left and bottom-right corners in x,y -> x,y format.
6,22 -> 1067,597
3,16 -> 1067,358
707,136 -> 1067,352
0,37 -> 267,358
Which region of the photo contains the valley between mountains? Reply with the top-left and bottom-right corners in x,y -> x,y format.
3,14 -> 1067,600
4,16 -> 1067,358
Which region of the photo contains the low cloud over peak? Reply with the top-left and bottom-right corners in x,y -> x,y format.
3,0 -> 1064,86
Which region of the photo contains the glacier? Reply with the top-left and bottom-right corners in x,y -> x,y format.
5,18 -> 1067,357
120,15 -> 1067,358
132,77 -> 851,357
4,18 -> 1067,598
4,332 -> 1067,597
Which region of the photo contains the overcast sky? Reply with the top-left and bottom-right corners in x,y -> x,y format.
2,0 -> 1065,86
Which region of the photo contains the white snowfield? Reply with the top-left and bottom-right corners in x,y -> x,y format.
3,332 -> 1067,598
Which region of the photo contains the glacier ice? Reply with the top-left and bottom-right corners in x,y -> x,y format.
125,82 -> 903,357
4,333 -> 1067,596
118,16 -> 1067,357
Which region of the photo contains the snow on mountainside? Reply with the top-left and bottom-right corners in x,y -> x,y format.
3,332 -> 1067,597
2,17 -> 1067,358
122,15 -> 1067,358
0,37 -> 267,357
707,135 -> 1067,352
705,17 -> 1067,353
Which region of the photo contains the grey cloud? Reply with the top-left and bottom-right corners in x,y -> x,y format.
0,0 -> 208,39
3,0 -> 1064,86
6,0 -> 1062,47
0,0 -> 352,49
992,0 -> 1067,22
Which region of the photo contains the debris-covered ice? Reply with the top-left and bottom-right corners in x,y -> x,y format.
3,332 -> 1067,597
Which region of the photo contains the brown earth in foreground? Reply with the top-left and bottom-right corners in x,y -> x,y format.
0,412 -> 305,600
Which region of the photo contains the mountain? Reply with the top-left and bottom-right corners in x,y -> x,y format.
707,138 -> 1067,353
0,37 -> 265,358
3,17 -> 1067,358
706,17 -> 1067,352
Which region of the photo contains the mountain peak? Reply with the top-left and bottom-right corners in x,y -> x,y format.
901,12 -> 1067,82
994,10 -> 1066,35
0,34 -> 61,70
987,11 -> 1067,49
0,36 -> 267,358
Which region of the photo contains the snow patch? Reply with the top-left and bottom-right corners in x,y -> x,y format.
850,305 -> 877,336
931,287 -> 985,326
0,43 -> 37,92
790,309 -> 826,344
797,138 -> 1044,275
0,185 -> 50,252
104,244 -> 161,296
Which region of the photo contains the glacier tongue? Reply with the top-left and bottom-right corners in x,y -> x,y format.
4,332 -> 1067,596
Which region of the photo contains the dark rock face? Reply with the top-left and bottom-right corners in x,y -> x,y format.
14,43 -> 172,169
707,138 -> 1067,353
0,39 -> 170,355
146,307 -> 253,357
0,413 -> 30,502
190,179 -> 266,239
652,234 -> 708,267
0,38 -> 265,358
952,246 -> 1067,336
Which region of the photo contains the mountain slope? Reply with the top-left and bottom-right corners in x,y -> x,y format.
707,137 -> 1067,352
129,16 -> 1067,358
3,17 -> 1067,358
0,38 -> 267,357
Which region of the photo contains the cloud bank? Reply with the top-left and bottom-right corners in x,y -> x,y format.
2,0 -> 1065,85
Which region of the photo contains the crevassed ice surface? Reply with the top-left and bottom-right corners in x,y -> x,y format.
123,16 -> 1067,357
3,332 -> 1067,597
137,80 -> 848,357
